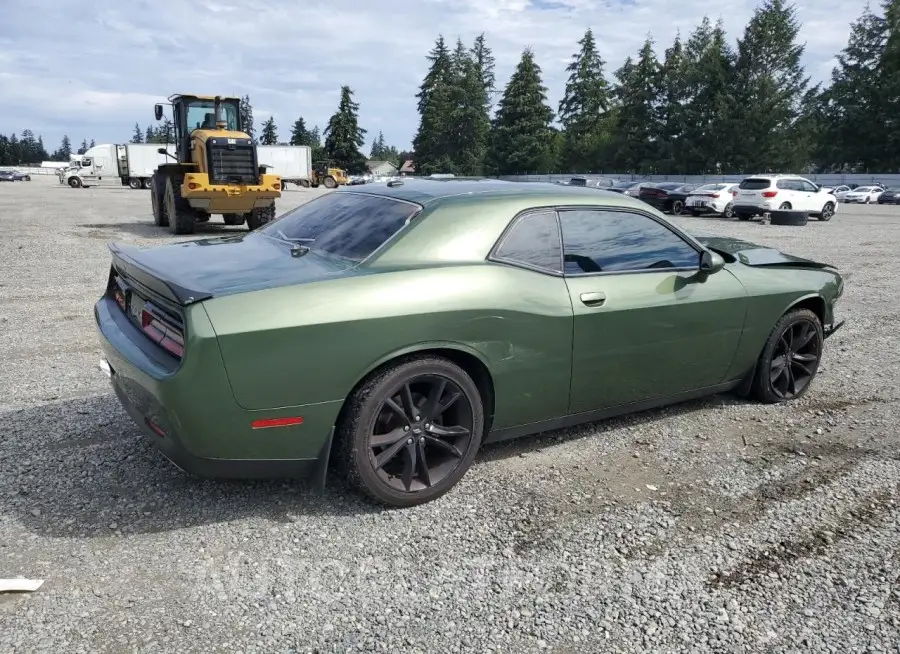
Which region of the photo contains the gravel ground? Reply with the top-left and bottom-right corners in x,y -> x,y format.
1,176 -> 899,653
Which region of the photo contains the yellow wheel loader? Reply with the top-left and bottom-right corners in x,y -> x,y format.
300,160 -> 348,189
150,94 -> 282,235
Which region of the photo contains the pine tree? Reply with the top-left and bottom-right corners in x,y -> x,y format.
145,125 -> 155,143
558,28 -> 613,172
877,0 -> 900,167
656,32 -> 689,174
471,33 -> 496,99
89,139 -> 95,148
413,36 -> 455,174
819,6 -> 887,170
488,48 -> 555,175
53,135 -> 72,160
680,17 -> 735,173
239,95 -> 255,142
78,139 -> 88,155
728,0 -> 810,172
608,38 -> 663,173
260,116 -> 278,145
289,117 -> 308,146
448,38 -> 491,175
131,123 -> 143,143
323,86 -> 367,173
370,131 -> 387,159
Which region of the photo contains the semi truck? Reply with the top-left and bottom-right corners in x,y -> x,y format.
62,143 -> 176,189
256,145 -> 311,188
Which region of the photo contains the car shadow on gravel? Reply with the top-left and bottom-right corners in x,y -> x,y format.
1,395 -> 381,538
77,221 -> 248,240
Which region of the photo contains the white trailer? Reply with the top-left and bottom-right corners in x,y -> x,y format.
256,145 -> 311,188
63,143 -> 176,189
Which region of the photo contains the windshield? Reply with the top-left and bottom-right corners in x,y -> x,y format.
855,187 -> 874,192
695,183 -> 728,192
260,192 -> 421,262
186,99 -> 240,131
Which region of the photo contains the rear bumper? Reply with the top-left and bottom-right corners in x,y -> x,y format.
94,296 -> 332,482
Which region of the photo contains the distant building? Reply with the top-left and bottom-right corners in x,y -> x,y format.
367,160 -> 399,177
399,159 -> 415,176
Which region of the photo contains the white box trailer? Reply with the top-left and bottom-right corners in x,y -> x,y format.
256,145 -> 311,188
63,143 -> 176,189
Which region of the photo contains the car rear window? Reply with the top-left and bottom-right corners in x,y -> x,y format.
739,178 -> 772,190
261,192 -> 421,262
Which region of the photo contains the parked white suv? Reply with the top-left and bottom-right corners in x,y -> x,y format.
732,175 -> 838,222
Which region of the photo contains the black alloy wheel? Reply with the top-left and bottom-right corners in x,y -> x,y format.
368,375 -> 474,493
752,308 -> 823,403
671,200 -> 685,215
338,356 -> 484,507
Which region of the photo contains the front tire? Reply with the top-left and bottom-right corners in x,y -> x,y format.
750,308 -> 824,404
68,177 -> 82,188
336,356 -> 485,507
323,176 -> 337,189
164,176 -> 194,235
671,200 -> 684,215
150,175 -> 168,227
818,202 -> 835,221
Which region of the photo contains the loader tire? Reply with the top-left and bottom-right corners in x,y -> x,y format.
151,175 -> 168,227
300,179 -> 310,188
223,214 -> 245,226
246,203 -> 275,230
164,176 -> 195,235
323,176 -> 337,189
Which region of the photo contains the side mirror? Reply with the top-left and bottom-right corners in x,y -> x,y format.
157,147 -> 168,155
154,104 -> 164,121
699,250 -> 725,275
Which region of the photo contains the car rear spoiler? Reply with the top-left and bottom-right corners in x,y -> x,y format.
108,242 -> 213,306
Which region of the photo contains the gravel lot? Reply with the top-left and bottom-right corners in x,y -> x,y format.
1,175 -> 899,653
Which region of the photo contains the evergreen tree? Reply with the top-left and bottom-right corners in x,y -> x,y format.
131,123 -> 143,143
370,131 -> 387,159
819,6 -> 887,170
487,48 -> 555,175
260,116 -> 278,145
78,139 -> 88,155
9,134 -> 20,163
608,38 -> 663,173
308,125 -> 325,161
145,125 -> 155,143
680,17 -> 735,173
53,135 -> 72,161
447,38 -> 491,175
239,95 -> 255,141
656,32 -> 689,174
0,135 -> 11,165
289,116 -> 308,146
728,0 -> 810,172
877,0 -> 900,166
413,36 -> 455,174
323,86 -> 367,173
558,28 -> 613,172
89,138 -> 96,148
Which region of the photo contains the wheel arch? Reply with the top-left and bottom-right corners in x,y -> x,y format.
784,293 -> 828,326
333,342 -> 496,436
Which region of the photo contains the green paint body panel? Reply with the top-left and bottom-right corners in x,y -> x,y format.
93,180 -> 844,478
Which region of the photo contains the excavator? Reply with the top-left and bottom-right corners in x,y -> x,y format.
150,94 -> 281,235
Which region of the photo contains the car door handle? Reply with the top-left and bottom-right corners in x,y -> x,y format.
580,291 -> 606,306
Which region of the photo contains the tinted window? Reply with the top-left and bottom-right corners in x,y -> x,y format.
740,178 -> 772,190
261,192 -> 419,262
776,179 -> 799,190
569,178 -> 587,187
558,209 -> 699,274
656,183 -> 682,190
494,211 -> 562,272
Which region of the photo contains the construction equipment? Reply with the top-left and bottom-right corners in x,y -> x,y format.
150,94 -> 281,234
302,160 -> 348,189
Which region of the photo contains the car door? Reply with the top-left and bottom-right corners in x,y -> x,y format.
558,207 -> 748,414
797,179 -> 820,211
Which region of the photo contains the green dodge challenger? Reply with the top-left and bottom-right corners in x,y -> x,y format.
95,179 -> 845,507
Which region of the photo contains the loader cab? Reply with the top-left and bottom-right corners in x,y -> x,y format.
155,94 -> 242,164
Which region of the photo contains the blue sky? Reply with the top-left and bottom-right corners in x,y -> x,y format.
0,0 -> 867,157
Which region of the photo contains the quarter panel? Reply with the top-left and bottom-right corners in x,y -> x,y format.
203,264 -> 575,428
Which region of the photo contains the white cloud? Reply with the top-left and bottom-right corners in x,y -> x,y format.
0,0 -> 866,154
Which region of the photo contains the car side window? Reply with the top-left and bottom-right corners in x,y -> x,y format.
800,181 -> 818,192
493,211 -> 562,273
558,209 -> 699,275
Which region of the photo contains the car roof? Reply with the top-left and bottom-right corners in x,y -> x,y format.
338,178 -> 641,207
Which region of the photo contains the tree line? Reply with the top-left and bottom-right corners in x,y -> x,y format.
411,0 -> 900,175
0,133 -> 95,166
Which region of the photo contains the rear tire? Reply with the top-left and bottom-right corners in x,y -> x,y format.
164,176 -> 195,235
723,203 -> 734,219
128,178 -> 142,189
142,178 -> 153,190
750,308 -> 824,404
223,214 -> 245,226
671,200 -> 684,215
323,176 -> 337,189
246,203 -> 275,230
336,356 -> 485,507
150,175 -> 168,227
736,212 -> 752,221
300,180 -> 310,188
